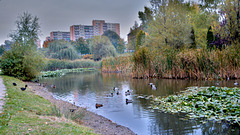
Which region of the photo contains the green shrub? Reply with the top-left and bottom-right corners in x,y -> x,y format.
1,41 -> 45,80
44,59 -> 100,71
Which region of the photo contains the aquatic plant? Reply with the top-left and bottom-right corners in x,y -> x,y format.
41,68 -> 96,77
151,86 -> 240,126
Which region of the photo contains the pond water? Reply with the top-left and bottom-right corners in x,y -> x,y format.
40,71 -> 240,135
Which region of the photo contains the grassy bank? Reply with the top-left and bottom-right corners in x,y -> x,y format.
0,75 -> 96,134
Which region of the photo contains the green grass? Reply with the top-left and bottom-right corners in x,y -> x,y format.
0,75 -> 97,134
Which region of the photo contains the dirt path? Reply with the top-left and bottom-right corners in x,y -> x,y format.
0,77 -> 6,114
26,82 -> 136,135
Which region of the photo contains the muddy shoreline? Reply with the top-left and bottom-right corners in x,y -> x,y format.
26,82 -> 136,135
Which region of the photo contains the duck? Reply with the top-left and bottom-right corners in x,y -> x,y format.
42,83 -> 47,87
13,83 -> 17,86
95,103 -> 103,108
116,91 -> 120,95
20,85 -> 28,91
113,87 -> 119,91
151,85 -> 157,90
51,84 -> 56,88
125,90 -> 131,96
69,109 -> 76,112
106,93 -> 114,97
148,83 -> 153,86
234,82 -> 239,86
126,99 -> 133,104
34,79 -> 39,83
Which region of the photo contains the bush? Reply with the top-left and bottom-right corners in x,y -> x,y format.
43,59 -> 100,71
1,41 -> 45,80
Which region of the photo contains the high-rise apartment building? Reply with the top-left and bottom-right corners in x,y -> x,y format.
92,20 -> 120,36
104,23 -> 120,36
92,20 -> 105,36
45,36 -> 51,41
70,25 -> 94,41
84,26 -> 94,39
50,31 -> 70,42
70,20 -> 120,41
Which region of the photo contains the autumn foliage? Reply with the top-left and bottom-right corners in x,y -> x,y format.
43,40 -> 53,48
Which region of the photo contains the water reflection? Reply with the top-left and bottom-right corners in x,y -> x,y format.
40,71 -> 239,135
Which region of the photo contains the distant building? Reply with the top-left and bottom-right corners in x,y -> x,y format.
104,22 -> 120,36
70,20 -> 120,41
70,25 -> 94,41
92,20 -> 105,36
84,26 -> 94,39
45,36 -> 51,41
50,31 -> 70,42
92,20 -> 120,36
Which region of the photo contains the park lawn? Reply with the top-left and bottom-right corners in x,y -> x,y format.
0,75 -> 97,135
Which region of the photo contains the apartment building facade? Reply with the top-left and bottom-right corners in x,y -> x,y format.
92,20 -> 120,37
50,31 -> 71,42
70,25 -> 94,41
70,20 -> 120,41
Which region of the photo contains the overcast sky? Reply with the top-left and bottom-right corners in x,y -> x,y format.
0,0 -> 150,45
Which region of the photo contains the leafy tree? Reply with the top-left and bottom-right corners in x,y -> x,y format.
198,0 -> 220,10
102,30 -> 125,53
136,30 -> 145,50
3,40 -> 13,50
47,40 -> 79,60
1,12 -> 44,80
43,40 -> 53,48
89,36 -> 117,61
207,26 -> 214,49
218,0 -> 240,44
73,37 -> 90,54
188,4 -> 218,48
127,21 -> 141,50
189,27 -> 197,49
9,12 -> 40,43
147,0 -> 192,49
138,7 -> 153,27
116,39 -> 125,54
0,46 -> 5,55
128,7 -> 153,51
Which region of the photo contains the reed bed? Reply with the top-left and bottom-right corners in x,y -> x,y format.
103,45 -> 240,80
101,55 -> 133,74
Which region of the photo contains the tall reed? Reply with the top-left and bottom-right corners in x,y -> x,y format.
101,55 -> 133,74
105,44 -> 240,80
